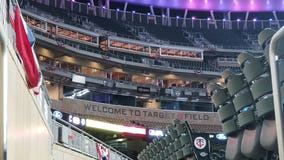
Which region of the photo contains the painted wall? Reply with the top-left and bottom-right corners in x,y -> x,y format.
53,145 -> 98,160
6,45 -> 52,160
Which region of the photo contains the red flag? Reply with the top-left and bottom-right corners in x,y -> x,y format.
14,5 -> 40,88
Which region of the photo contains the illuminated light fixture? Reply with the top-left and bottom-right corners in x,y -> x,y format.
269,18 -> 273,21
204,0 -> 208,4
76,89 -> 90,97
116,138 -> 126,142
216,133 -> 227,140
253,18 -> 257,22
66,89 -> 90,99
222,18 -> 226,21
52,110 -> 63,119
192,16 -> 196,20
162,14 -> 166,17
72,0 -> 75,2
250,0 -> 254,5
147,12 -> 151,16
207,17 -> 211,21
87,2 -> 90,6
176,16 -> 180,19
102,6 -> 106,9
209,134 -> 214,138
148,129 -> 164,137
116,8 -> 120,11
132,10 -> 136,13
86,119 -> 147,135
237,18 -> 241,22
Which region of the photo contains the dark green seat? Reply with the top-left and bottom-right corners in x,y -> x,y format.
218,103 -> 236,122
180,134 -> 190,146
256,95 -> 274,118
222,118 -> 239,135
233,90 -> 254,112
257,28 -> 276,49
176,123 -> 187,136
182,145 -> 194,157
237,110 -> 255,128
173,139 -> 182,151
222,70 -> 247,96
237,53 -> 267,83
250,75 -> 272,101
175,149 -> 184,160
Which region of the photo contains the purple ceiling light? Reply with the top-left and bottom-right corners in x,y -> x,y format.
110,0 -> 284,11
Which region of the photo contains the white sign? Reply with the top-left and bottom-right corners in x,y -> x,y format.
72,74 -> 86,84
194,137 -> 206,150
148,129 -> 164,137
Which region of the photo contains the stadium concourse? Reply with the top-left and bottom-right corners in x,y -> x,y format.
1,0 -> 284,160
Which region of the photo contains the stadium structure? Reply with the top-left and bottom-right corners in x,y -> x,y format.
1,0 -> 284,159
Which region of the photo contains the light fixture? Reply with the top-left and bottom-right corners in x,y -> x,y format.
148,129 -> 164,137
192,16 -> 196,20
176,16 -> 180,19
253,18 -> 257,22
216,133 -> 227,140
86,119 -> 147,135
116,8 -> 120,11
237,18 -> 240,22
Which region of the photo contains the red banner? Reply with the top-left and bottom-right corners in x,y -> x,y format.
96,143 -> 110,160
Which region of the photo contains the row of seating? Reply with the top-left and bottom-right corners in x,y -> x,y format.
208,28 -> 278,160
137,119 -> 196,160
23,1 -> 261,50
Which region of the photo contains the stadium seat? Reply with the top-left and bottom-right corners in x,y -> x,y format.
260,119 -> 278,151
237,53 -> 267,83
257,28 -> 276,49
225,133 -> 248,160
222,70 -> 247,96
218,103 -> 236,122
241,123 -> 266,158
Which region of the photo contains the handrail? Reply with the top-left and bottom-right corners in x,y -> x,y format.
52,117 -> 133,160
269,26 -> 284,160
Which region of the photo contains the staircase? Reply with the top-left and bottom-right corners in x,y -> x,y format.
183,30 -> 214,48
242,32 -> 261,50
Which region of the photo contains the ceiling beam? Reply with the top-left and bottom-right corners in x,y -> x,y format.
122,2 -> 128,21
182,9 -> 188,28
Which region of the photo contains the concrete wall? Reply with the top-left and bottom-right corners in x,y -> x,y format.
53,144 -> 97,160
6,43 -> 52,160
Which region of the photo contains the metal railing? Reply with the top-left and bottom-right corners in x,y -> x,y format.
51,117 -> 133,160
24,1 -> 270,50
